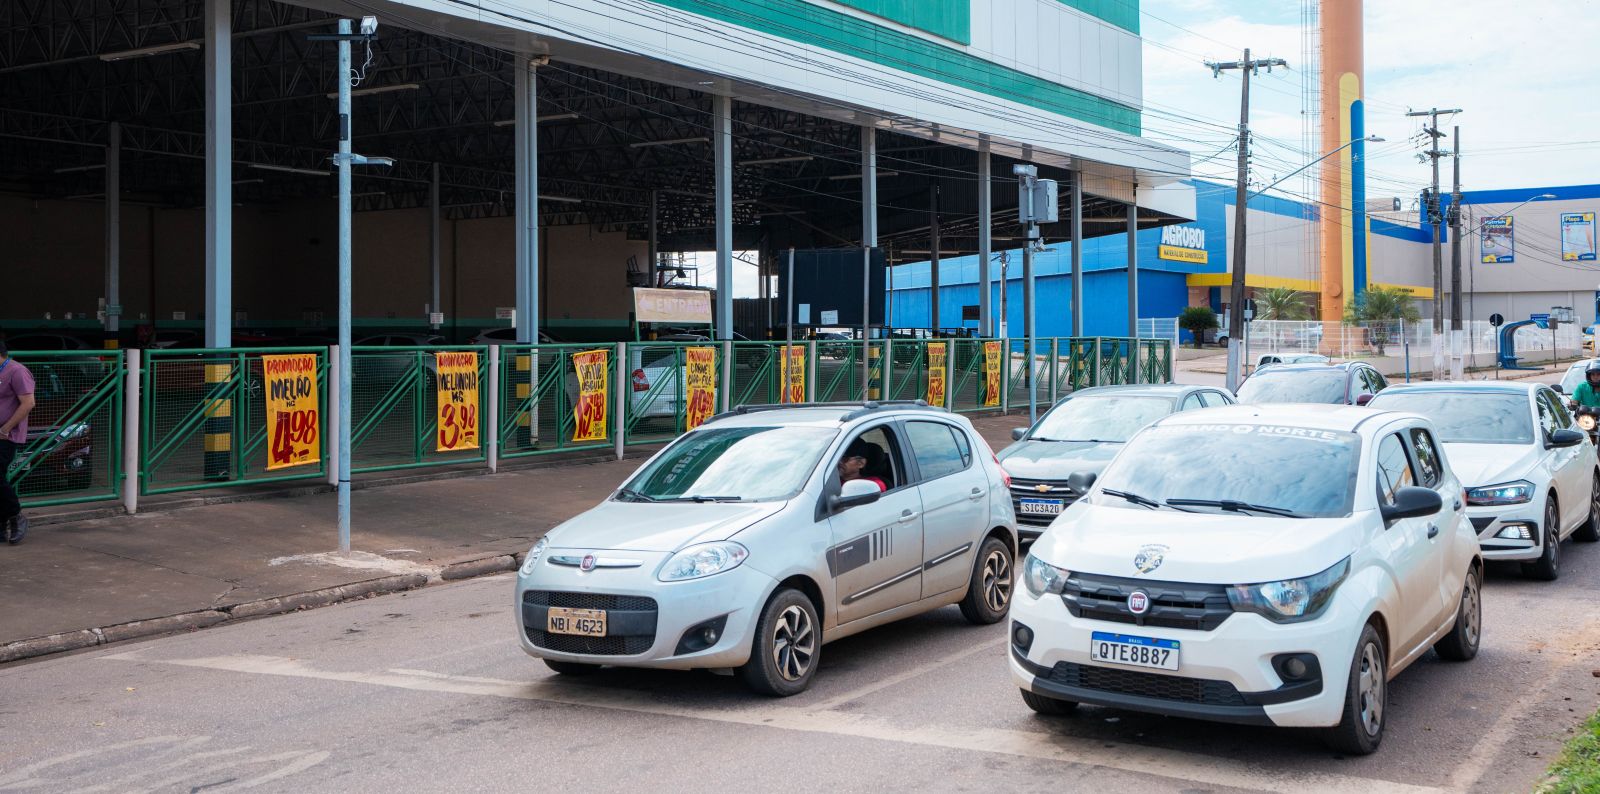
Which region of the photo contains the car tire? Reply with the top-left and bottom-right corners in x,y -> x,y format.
1575,474 -> 1600,543
739,587 -> 819,697
1433,564 -> 1482,662
1323,623 -> 1387,755
958,535 -> 1015,625
1522,496 -> 1562,581
543,659 -> 601,676
1020,688 -> 1079,716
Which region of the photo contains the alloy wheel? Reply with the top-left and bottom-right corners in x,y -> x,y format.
1357,640 -> 1385,737
982,549 -> 1013,613
1461,570 -> 1481,648
771,604 -> 816,682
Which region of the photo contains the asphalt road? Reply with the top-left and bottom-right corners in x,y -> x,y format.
5,538 -> 1600,794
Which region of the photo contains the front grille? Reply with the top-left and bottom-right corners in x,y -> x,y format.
1008,477 -> 1078,526
522,590 -> 656,611
1469,516 -> 1495,532
1063,573 -> 1233,631
1048,661 -> 1246,706
522,590 -> 658,656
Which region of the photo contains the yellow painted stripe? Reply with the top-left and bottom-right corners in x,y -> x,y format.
103,339 -> 120,350
516,355 -> 531,372
1186,273 -> 1433,298
204,433 -> 232,452
515,383 -> 530,399
205,364 -> 231,382
203,399 -> 233,419
1340,72 -> 1360,300
518,414 -> 531,427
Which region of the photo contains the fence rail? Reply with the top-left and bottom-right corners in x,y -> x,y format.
15,336 -> 1171,509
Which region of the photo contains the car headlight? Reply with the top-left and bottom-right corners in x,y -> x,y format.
1465,480 -> 1534,506
1022,554 -> 1070,598
658,542 -> 749,582
518,537 -> 548,576
1227,557 -> 1349,623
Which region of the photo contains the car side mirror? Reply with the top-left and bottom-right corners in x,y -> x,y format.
1067,471 -> 1097,494
1552,384 -> 1565,394
1381,486 -> 1443,523
1355,393 -> 1375,406
829,478 -> 882,513
1011,427 -> 1028,441
1549,428 -> 1585,448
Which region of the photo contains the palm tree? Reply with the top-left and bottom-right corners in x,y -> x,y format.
1343,286 -> 1421,356
1257,287 -> 1310,321
1179,306 -> 1219,349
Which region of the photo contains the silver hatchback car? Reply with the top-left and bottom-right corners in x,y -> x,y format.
516,401 -> 1019,695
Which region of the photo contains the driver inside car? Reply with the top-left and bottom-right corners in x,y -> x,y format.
837,438 -> 888,492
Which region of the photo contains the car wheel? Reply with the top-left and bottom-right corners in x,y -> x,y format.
739,587 -> 819,697
1522,496 -> 1562,581
544,659 -> 601,676
1323,623 -> 1387,755
1020,688 -> 1078,716
1575,474 -> 1600,542
958,536 -> 1014,625
1433,564 -> 1482,661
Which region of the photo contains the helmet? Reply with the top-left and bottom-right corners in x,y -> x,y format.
1587,361 -> 1600,375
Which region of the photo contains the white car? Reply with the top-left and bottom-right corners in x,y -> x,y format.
1255,352 -> 1330,370
516,402 -> 1019,695
1556,359 -> 1599,396
1369,382 -> 1599,579
1011,405 -> 1482,755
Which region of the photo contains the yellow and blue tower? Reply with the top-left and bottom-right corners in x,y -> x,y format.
1319,0 -> 1366,322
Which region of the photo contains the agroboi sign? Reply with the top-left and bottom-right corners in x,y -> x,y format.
1157,225 -> 1208,264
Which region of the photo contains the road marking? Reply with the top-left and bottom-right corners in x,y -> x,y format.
807,637 -> 1005,711
109,653 -> 1447,794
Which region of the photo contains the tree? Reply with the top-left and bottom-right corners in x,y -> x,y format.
1257,287 -> 1310,321
1179,306 -> 1220,349
1343,286 -> 1421,356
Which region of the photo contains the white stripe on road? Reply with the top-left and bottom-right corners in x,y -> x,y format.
806,636 -> 1006,712
105,651 -> 1447,794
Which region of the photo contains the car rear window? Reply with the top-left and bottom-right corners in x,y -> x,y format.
1027,395 -> 1174,443
1367,392 -> 1533,445
1236,369 -> 1348,404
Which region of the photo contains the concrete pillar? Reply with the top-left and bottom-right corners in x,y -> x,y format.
203,0 -> 231,348
977,139 -> 992,338
861,123 -> 876,387
1128,197 -> 1140,383
930,186 -> 941,333
514,60 -> 538,343
1070,172 -> 1084,337
713,94 -> 734,339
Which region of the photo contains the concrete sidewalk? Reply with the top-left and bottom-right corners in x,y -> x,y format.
0,413 -> 1024,662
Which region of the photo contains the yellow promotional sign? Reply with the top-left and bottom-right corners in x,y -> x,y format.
263,353 -> 321,470
572,348 -> 610,442
1157,244 -> 1208,264
983,341 -> 1002,407
926,342 -> 948,407
435,351 -> 481,452
782,345 -> 806,403
685,347 -> 717,430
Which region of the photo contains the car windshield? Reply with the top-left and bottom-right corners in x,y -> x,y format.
1562,365 -> 1590,394
1095,422 -> 1361,518
1236,369 -> 1348,404
1368,392 -> 1533,444
1027,396 -> 1173,443
622,425 -> 837,501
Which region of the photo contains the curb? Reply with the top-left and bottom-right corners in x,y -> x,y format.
0,557 -> 520,665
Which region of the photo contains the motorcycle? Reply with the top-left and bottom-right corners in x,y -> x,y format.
1574,403 -> 1600,446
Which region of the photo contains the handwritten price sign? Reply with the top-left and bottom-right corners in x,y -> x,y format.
926,342 -> 948,407
572,348 -> 610,443
983,341 -> 1002,407
684,347 -> 717,430
782,345 -> 806,403
435,351 -> 481,452
262,354 -> 321,470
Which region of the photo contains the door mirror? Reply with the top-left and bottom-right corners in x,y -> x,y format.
1380,486 -> 1443,522
1011,427 -> 1028,441
829,478 -> 882,512
1549,428 -> 1585,448
1355,393 -> 1375,406
1551,383 -> 1565,394
1066,471 -> 1098,494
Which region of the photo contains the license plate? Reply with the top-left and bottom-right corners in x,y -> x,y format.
1018,498 -> 1064,516
547,607 -> 607,637
1090,631 -> 1180,671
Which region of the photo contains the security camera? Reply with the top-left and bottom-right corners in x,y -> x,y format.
359,16 -> 378,36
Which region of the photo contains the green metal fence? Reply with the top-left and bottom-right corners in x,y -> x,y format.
1140,338 -> 1173,383
11,350 -> 124,507
350,346 -> 487,473
624,342 -> 725,444
499,344 -> 618,458
815,340 -> 864,402
142,347 -> 327,495
731,341 -> 793,407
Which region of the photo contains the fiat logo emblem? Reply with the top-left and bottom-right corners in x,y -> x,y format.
1128,590 -> 1150,615
579,554 -> 596,572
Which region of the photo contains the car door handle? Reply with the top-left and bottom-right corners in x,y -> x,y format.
898,510 -> 919,522
1427,524 -> 1440,539
1453,498 -> 1463,511
968,487 -> 984,500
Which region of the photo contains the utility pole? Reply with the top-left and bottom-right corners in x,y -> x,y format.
1407,107 -> 1461,380
1449,126 -> 1464,378
1206,49 -> 1287,393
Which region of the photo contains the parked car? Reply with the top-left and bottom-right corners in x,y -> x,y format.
148,329 -> 200,349
1,333 -> 92,351
1555,359 -> 1598,396
997,385 -> 1235,539
1368,382 -> 1599,579
8,421 -> 94,495
516,402 -> 1018,695
1255,352 -> 1330,370
1012,404 -> 1482,754
1236,361 -> 1387,405
355,333 -> 446,347
471,327 -> 559,345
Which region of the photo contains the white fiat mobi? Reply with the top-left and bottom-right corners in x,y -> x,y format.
516,401 -> 1019,696
1010,405 -> 1483,754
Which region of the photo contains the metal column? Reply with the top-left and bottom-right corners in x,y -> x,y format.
203,0 -> 231,348
1127,197 -> 1140,383
514,60 -> 539,343
861,123 -> 876,389
1070,173 -> 1084,337
334,18 -> 353,554
430,162 -> 441,330
930,186 -> 941,333
105,122 -> 121,344
712,93 -> 734,339
977,139 -> 992,338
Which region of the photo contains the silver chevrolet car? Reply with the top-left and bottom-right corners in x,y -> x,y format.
516,401 -> 1019,695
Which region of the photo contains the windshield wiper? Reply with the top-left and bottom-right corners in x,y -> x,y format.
661,495 -> 744,503
1100,488 -> 1183,511
614,488 -> 657,503
1164,498 -> 1308,518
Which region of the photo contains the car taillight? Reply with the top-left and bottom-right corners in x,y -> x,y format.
993,452 -> 1011,488
631,369 -> 649,392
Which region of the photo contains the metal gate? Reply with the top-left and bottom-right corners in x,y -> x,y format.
10,350 -> 124,507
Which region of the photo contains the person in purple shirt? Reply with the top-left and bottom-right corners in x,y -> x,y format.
0,340 -> 36,544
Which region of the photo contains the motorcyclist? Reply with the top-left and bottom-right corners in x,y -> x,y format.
1571,361 -> 1600,410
